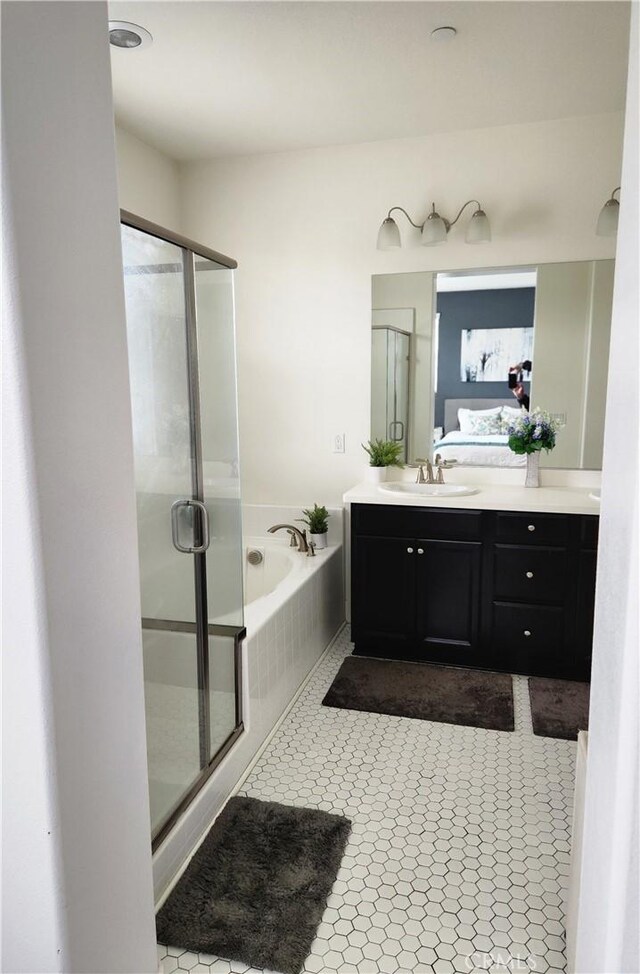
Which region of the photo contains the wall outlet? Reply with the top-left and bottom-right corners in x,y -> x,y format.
333,433 -> 345,453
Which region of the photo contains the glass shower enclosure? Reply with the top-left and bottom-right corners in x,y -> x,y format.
120,211 -> 244,849
371,325 -> 411,462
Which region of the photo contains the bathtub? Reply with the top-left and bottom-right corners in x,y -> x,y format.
152,506 -> 344,901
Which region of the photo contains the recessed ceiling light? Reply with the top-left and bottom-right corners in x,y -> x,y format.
431,26 -> 457,42
108,21 -> 153,50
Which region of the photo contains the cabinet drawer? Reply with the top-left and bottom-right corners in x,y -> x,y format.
494,512 -> 569,546
492,602 -> 566,656
353,504 -> 481,541
494,545 -> 568,604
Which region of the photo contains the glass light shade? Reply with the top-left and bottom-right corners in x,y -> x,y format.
421,212 -> 447,246
377,217 -> 401,250
596,198 -> 619,237
465,208 -> 491,244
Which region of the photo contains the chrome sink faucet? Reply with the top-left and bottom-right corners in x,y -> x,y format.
410,455 -> 456,484
434,453 -> 457,483
268,523 -> 310,554
412,458 -> 435,484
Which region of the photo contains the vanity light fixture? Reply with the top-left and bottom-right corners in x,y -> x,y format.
377,200 -> 491,250
596,186 -> 620,236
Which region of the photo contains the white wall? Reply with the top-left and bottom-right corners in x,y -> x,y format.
1,4 -> 157,971
116,125 -> 183,230
180,111 -> 622,506
575,7 -> 639,972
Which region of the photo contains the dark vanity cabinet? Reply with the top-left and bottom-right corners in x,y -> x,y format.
351,503 -> 598,681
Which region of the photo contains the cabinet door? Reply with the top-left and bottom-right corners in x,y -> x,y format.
415,540 -> 482,663
576,548 -> 597,677
352,536 -> 416,652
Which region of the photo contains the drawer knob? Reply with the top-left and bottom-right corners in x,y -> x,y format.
524,629 -> 532,637
407,547 -> 414,554
528,524 -> 536,532
526,571 -> 534,579
417,548 -> 424,555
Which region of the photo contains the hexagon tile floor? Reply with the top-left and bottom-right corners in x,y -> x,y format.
159,625 -> 575,974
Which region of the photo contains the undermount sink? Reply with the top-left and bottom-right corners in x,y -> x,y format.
380,482 -> 479,498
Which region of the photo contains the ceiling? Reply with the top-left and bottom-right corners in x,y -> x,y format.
109,1 -> 630,162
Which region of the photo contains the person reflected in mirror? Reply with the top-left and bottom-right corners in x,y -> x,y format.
508,359 -> 532,410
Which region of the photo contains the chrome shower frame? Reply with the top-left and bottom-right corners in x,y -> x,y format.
121,210 -> 245,853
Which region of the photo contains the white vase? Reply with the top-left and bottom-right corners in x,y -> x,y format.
310,532 -> 328,549
525,451 -> 541,488
366,466 -> 387,484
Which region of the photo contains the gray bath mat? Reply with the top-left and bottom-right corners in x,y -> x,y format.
323,657 -> 514,731
156,796 -> 351,974
529,677 -> 590,740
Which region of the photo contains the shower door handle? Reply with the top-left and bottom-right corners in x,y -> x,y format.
171,499 -> 210,554
389,420 -> 405,442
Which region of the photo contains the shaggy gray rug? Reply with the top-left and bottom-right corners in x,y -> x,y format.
529,677 -> 590,740
156,796 -> 351,974
323,657 -> 514,731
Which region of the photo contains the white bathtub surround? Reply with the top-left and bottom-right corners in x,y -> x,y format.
152,531 -> 344,902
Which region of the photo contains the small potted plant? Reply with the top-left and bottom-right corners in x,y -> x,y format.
298,503 -> 331,549
505,408 -> 563,487
362,438 -> 404,483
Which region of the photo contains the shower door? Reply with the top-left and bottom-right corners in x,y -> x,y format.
121,212 -> 244,849
371,326 -> 411,462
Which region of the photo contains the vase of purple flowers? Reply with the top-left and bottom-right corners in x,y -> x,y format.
506,409 -> 563,488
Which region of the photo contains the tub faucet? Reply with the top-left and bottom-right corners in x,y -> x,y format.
267,523 -> 309,553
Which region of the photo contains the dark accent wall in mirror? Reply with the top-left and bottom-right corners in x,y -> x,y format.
435,287 -> 536,428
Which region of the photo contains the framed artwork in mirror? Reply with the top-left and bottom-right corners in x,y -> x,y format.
460,327 -> 533,383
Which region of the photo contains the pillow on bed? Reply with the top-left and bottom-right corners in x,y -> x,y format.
458,406 -> 502,435
500,404 -> 526,432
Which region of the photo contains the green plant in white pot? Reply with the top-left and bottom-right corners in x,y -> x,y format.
362,438 -> 404,483
298,504 -> 331,549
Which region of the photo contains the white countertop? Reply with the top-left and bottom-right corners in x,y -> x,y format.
343,480 -> 600,516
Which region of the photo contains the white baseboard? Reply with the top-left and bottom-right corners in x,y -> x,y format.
567,729 -> 589,971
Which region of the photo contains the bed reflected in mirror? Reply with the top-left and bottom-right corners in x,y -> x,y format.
435,398 -> 527,469
371,260 -> 614,469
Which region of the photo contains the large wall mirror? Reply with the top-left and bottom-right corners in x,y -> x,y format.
371,260 -> 614,469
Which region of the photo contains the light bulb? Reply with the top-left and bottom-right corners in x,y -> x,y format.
466,208 -> 491,244
377,217 -> 401,250
596,198 -> 619,237
421,209 -> 447,246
